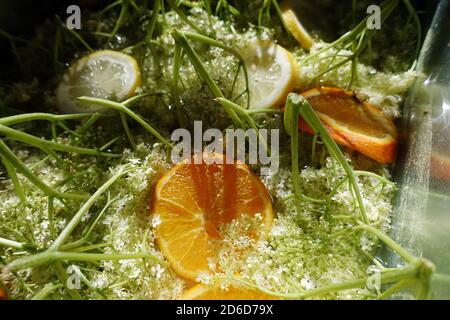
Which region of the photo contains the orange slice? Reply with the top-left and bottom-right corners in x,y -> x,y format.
151,153 -> 273,281
431,151 -> 450,181
180,282 -> 278,300
0,288 -> 6,300
298,87 -> 398,164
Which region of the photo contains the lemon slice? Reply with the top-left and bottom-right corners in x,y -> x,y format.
242,40 -> 298,110
281,1 -> 314,50
56,50 -> 141,114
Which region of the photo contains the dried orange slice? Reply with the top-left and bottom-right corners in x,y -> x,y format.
299,87 -> 398,164
151,153 -> 273,281
180,282 -> 278,300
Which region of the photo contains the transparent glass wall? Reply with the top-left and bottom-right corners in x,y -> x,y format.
390,0 -> 450,299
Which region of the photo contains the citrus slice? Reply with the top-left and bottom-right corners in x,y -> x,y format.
299,87 -> 398,164
242,40 -> 298,110
0,288 -> 6,300
180,282 -> 278,300
151,153 -> 273,281
280,1 -> 314,50
431,151 -> 450,181
56,50 -> 141,114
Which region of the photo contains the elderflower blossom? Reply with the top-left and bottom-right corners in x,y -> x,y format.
0,4 -> 406,300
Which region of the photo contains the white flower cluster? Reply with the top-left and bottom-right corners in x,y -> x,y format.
212,157 -> 395,299
87,143 -> 185,299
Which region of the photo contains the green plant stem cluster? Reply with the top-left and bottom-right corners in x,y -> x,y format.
1,167 -> 165,300
0,113 -> 120,202
303,0 -> 421,88
0,0 -> 431,300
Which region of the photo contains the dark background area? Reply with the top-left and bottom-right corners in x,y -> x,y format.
0,0 -> 440,77
0,0 -> 108,66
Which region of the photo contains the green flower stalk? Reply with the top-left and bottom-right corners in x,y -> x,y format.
76,96 -> 173,148
4,165 -> 163,274
284,93 -> 369,224
278,93 -> 435,299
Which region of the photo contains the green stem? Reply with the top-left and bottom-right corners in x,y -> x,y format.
0,140 -> 87,200
6,250 -> 161,272
57,16 -> 93,53
6,251 -> 58,272
402,0 -> 421,69
184,31 -> 251,109
303,0 -> 400,81
120,112 -> 136,149
354,171 -> 396,187
0,125 -> 120,157
172,43 -> 187,128
61,196 -> 118,251
77,97 -> 172,148
81,195 -> 118,240
53,251 -> 161,263
123,92 -> 163,107
0,113 -> 94,126
147,0 -> 161,41
49,166 -> 130,250
378,278 -> 414,300
271,0 -> 294,44
246,109 -> 280,115
167,0 -> 209,36
0,236 -> 24,249
432,273 -> 450,284
53,262 -> 83,300
100,0 -> 122,15
48,196 -> 56,239
68,243 -> 111,253
107,0 -> 128,45
75,113 -> 102,134
285,93 -> 369,224
358,223 -> 415,263
283,95 -> 302,215
1,156 -> 26,202
216,97 -> 268,152
172,30 -> 222,98
172,29 -> 242,127
258,0 -> 271,30
31,283 -> 64,300
231,263 -> 418,299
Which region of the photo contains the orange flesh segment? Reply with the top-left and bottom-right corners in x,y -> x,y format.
152,154 -> 273,281
180,283 -> 278,300
299,87 -> 398,164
